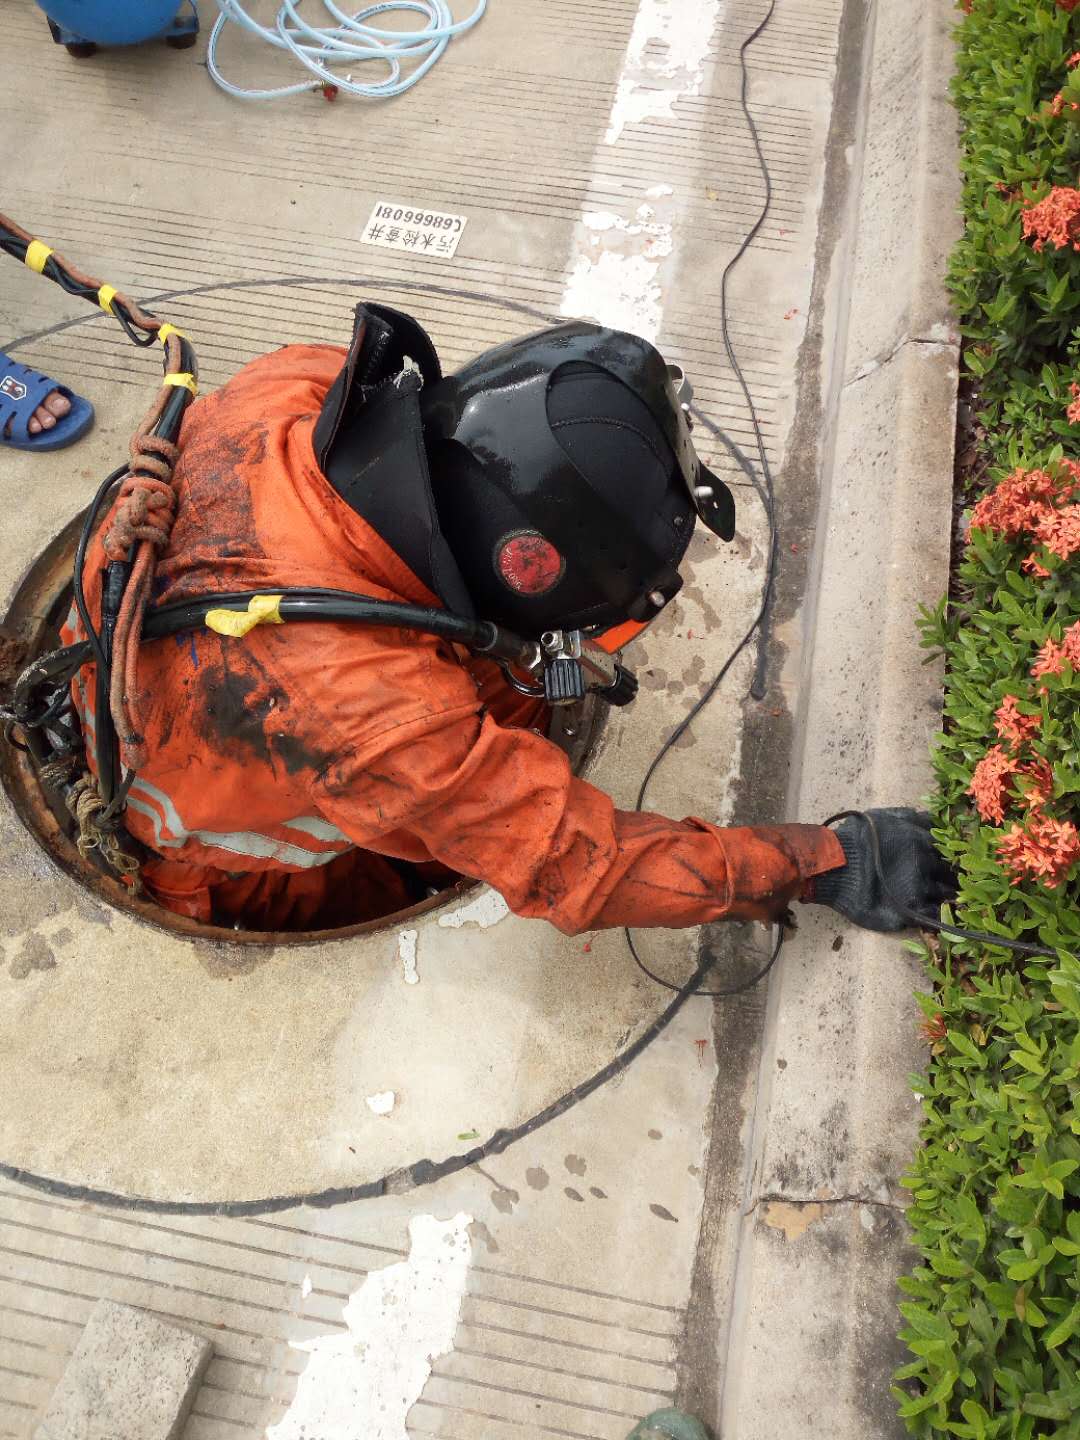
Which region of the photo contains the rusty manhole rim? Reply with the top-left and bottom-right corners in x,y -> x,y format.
1,512 -> 600,948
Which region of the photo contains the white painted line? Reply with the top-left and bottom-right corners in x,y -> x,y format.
560,0 -> 724,342
607,0 -> 723,143
268,1213 -> 473,1440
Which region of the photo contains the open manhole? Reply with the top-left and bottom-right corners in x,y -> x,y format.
0,514 -> 690,1216
0,513 -> 601,947
0,281 -> 725,1211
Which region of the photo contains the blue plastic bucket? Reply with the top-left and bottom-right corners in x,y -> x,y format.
35,0 -> 185,46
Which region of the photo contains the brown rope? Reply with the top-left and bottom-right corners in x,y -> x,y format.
103,434 -> 181,770
65,776 -> 142,888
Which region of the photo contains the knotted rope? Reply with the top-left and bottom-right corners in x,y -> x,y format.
65,776 -> 142,888
103,423 -> 182,771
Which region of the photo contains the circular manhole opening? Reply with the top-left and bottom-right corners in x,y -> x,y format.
0,515 -> 600,946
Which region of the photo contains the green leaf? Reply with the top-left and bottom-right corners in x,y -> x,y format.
1045,1303 -> 1080,1350
1006,1255 -> 1046,1282
898,1304 -> 957,1343
950,1031 -> 989,1068
898,1371 -> 958,1417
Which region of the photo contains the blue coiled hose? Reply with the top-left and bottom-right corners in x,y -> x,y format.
206,0 -> 487,101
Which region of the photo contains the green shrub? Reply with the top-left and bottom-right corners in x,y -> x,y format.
895,3 -> 1080,1435
950,0 -> 1080,455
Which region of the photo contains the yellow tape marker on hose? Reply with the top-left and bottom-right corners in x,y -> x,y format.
205,595 -> 285,639
157,323 -> 188,345
24,240 -> 54,273
162,372 -> 198,395
97,285 -> 118,315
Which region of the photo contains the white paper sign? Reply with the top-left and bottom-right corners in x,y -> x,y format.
361,201 -> 468,259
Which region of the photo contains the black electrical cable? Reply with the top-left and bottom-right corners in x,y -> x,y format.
625,0 -> 786,999
629,923 -> 787,998
72,463 -> 128,680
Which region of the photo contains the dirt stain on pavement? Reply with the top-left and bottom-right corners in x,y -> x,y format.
763,1201 -> 825,1242
490,1185 -> 519,1215
468,1219 -> 500,1254
9,934 -> 57,979
192,940 -> 273,978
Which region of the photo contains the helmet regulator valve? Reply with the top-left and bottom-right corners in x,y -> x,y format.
540,631 -> 638,708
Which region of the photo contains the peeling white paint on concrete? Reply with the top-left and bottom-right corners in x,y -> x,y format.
605,0 -> 723,144
301,1274 -> 312,1299
366,1090 -> 396,1116
398,928 -> 419,985
268,1213 -> 472,1440
563,250 -> 665,342
438,889 -> 510,930
560,0 -> 718,340
562,208 -> 676,342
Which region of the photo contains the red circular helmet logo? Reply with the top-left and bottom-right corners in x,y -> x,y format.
495,532 -> 564,596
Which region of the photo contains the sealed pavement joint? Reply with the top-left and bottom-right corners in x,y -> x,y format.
34,1299 -> 212,1440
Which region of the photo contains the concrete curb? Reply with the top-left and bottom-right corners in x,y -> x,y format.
715,1 -> 963,1435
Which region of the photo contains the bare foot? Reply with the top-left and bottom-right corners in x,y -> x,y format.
3,388 -> 71,440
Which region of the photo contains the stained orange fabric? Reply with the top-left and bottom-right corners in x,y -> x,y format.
65,344 -> 844,933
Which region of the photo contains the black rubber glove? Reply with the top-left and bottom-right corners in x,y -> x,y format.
809,808 -> 957,933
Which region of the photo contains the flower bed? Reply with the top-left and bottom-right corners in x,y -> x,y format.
894,2 -> 1080,1434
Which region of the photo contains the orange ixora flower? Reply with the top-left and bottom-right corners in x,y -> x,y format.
1019,757 -> 1055,812
969,744 -> 1019,825
1068,382 -> 1080,424
970,465 -> 1080,539
1032,637 -> 1068,682
1031,620 -> 1080,684
998,813 -> 1080,888
994,694 -> 1041,750
1022,186 -> 1080,251
1033,504 -> 1080,561
1070,52 -> 1080,67
1059,0 -> 1080,13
